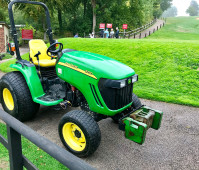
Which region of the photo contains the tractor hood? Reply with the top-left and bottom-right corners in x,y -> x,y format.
59,51 -> 135,80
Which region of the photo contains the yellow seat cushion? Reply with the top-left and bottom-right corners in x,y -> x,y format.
29,39 -> 56,67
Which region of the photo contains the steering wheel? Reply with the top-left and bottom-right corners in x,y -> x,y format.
47,42 -> 63,58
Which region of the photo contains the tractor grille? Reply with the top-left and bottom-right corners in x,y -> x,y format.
98,79 -> 133,110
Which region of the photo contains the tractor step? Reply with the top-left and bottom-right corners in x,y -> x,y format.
121,106 -> 163,144
34,94 -> 63,106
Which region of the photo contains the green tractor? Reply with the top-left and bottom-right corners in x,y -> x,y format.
0,0 -> 163,157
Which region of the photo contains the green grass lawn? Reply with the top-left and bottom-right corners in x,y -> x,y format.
0,123 -> 67,169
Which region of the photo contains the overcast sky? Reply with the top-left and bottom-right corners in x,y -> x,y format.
172,0 -> 199,16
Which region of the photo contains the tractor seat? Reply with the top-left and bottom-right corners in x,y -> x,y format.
29,39 -> 56,67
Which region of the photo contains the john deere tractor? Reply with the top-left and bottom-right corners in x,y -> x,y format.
0,0 -> 163,157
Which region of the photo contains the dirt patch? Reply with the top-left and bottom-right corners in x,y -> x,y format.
196,17 -> 199,20
0,159 -> 9,169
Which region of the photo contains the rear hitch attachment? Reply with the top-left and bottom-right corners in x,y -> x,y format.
60,100 -> 72,109
120,106 -> 163,144
52,101 -> 72,110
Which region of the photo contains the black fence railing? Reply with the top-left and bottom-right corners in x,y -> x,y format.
0,109 -> 95,170
119,18 -> 166,39
119,19 -> 157,39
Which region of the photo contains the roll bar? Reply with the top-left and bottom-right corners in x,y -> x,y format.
8,0 -> 54,60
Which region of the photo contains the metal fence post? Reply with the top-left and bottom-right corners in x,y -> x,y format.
134,33 -> 136,39
157,26 -> 158,30
7,125 -> 23,170
149,31 -> 151,36
139,33 -> 141,39
145,33 -> 147,38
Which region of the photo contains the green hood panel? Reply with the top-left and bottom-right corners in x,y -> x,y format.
59,51 -> 135,80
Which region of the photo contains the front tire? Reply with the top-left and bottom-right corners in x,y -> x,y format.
58,110 -> 101,157
0,72 -> 40,121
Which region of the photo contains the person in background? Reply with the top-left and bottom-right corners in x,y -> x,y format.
104,28 -> 109,38
110,28 -> 114,38
74,33 -> 78,38
115,27 -> 119,38
89,32 -> 95,38
100,29 -> 104,38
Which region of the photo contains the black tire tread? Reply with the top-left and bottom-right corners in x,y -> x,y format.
131,93 -> 142,109
0,71 -> 40,121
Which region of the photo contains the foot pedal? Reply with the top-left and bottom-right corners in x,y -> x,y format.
122,106 -> 163,144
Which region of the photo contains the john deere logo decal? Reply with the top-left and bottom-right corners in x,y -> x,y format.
58,62 -> 97,80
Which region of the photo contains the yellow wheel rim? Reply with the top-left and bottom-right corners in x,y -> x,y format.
3,88 -> 14,111
62,122 -> 86,152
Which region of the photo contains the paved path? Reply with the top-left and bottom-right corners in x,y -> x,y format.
133,19 -> 165,39
0,68 -> 198,170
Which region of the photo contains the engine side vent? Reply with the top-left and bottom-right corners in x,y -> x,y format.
90,84 -> 103,107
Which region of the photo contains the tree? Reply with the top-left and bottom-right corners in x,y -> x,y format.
0,0 -> 11,22
0,0 -> 175,37
91,0 -> 96,34
160,0 -> 172,11
153,0 -> 172,18
0,8 -> 7,21
186,0 -> 199,16
162,6 -> 177,17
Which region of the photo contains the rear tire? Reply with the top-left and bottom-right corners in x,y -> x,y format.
58,110 -> 101,157
0,72 -> 40,121
111,93 -> 142,123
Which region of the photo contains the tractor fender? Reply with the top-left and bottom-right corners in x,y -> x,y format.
10,63 -> 45,101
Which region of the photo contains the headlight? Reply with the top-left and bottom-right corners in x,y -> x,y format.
132,74 -> 138,83
120,80 -> 126,88
100,75 -> 137,90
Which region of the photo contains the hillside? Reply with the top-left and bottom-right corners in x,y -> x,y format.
148,16 -> 199,40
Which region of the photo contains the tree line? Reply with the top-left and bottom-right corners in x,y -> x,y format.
0,0 -> 172,37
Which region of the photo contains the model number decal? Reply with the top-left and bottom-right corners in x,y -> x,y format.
58,62 -> 97,80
